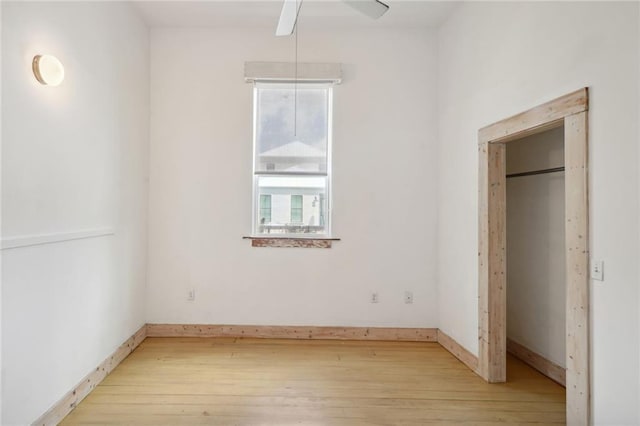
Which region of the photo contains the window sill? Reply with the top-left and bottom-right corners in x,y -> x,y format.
243,236 -> 340,248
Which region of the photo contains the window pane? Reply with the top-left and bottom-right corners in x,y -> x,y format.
259,194 -> 272,225
291,195 -> 303,223
256,85 -> 328,174
256,176 -> 327,235
291,195 -> 303,208
260,194 -> 271,209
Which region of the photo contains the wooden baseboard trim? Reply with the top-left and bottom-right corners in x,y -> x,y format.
437,329 -> 479,373
507,338 -> 566,387
32,324 -> 147,426
146,324 -> 438,342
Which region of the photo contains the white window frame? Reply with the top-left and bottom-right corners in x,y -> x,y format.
251,82 -> 333,237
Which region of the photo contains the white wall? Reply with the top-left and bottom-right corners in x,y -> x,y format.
0,2 -> 3,421
147,27 -> 438,327
637,5 -> 640,419
436,2 -> 639,424
1,2 -> 149,424
506,128 -> 565,368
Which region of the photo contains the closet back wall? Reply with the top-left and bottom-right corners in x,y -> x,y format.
506,128 -> 566,368
147,28 -> 438,327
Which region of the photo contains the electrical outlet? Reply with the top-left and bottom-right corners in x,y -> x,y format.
370,292 -> 379,303
187,288 -> 196,301
404,291 -> 413,304
591,260 -> 604,281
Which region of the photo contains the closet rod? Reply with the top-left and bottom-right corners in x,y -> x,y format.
506,166 -> 565,179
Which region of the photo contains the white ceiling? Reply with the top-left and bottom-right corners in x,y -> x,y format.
133,0 -> 460,29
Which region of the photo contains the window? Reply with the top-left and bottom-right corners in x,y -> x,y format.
259,194 -> 272,227
253,82 -> 332,236
290,195 -> 303,223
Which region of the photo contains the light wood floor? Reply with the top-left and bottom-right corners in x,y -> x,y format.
61,337 -> 565,425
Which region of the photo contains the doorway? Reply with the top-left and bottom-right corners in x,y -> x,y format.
477,88 -> 589,426
506,126 -> 567,388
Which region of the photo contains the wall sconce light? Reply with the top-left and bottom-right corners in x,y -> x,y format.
32,54 -> 64,86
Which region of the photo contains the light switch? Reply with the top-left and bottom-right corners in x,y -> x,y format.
591,260 -> 604,281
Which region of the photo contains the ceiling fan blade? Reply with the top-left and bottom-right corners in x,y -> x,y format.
276,0 -> 303,36
343,0 -> 389,19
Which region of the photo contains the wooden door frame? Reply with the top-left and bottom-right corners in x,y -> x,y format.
477,88 -> 589,425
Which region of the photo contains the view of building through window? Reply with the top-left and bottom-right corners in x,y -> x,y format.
253,83 -> 331,235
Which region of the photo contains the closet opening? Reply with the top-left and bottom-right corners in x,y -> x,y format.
506,126 -> 567,388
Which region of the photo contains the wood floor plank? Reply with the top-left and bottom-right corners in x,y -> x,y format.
61,337 -> 565,425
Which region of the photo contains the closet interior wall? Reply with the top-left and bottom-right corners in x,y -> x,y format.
506,126 -> 566,370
